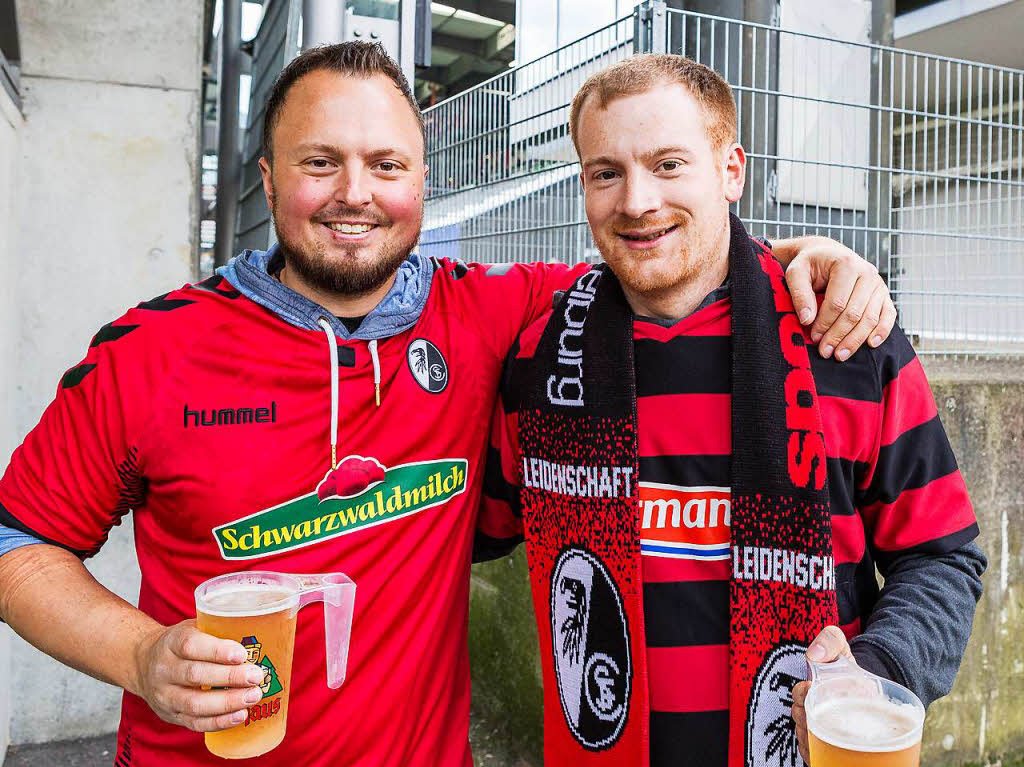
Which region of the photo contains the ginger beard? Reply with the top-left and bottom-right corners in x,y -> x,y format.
590,210 -> 728,301
270,193 -> 421,297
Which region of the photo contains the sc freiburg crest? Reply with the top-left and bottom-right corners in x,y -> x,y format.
746,642 -> 808,767
408,338 -> 448,393
550,546 -> 631,751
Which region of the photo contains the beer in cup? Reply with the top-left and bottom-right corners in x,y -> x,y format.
195,571 -> 356,759
805,655 -> 925,767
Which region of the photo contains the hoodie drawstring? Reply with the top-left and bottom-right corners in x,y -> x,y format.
318,320 -> 384,470
368,339 -> 381,407
317,318 -> 340,470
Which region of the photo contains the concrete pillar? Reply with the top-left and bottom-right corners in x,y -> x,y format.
5,0 -> 202,745
0,65 -> 23,767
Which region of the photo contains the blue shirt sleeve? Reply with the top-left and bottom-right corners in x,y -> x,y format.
0,523 -> 46,557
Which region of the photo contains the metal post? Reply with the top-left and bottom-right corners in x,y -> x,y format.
740,0 -> 779,232
635,1 -> 668,54
869,0 -> 894,276
214,0 -> 242,268
399,0 -> 417,86
302,0 -> 345,50
414,0 -> 432,68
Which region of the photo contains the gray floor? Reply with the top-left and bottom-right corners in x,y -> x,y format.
0,721 -> 534,766
4,734 -> 118,767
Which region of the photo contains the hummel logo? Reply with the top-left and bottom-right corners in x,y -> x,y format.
184,402 -> 277,428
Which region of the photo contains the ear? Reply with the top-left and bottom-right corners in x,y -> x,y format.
259,157 -> 274,209
423,164 -> 430,181
578,169 -> 586,191
723,143 -> 746,203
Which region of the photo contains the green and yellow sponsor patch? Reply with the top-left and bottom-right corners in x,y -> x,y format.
213,459 -> 468,560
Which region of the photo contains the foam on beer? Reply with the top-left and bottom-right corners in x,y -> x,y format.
200,586 -> 298,617
807,696 -> 924,752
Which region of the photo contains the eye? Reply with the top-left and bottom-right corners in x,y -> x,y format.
660,160 -> 682,172
376,161 -> 401,173
308,158 -> 333,169
594,170 -> 618,181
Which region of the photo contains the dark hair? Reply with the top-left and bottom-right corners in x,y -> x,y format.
261,41 -> 425,166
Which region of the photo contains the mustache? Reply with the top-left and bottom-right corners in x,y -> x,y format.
610,215 -> 681,231
312,207 -> 390,225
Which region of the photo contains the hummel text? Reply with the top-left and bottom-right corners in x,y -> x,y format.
184,402 -> 277,428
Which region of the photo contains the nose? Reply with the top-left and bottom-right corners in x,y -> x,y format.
618,173 -> 660,220
333,167 -> 372,207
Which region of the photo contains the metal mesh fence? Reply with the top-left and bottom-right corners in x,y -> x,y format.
421,2 -> 1024,357
422,15 -> 636,264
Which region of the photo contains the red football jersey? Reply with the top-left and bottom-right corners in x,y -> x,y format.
0,258 -> 584,767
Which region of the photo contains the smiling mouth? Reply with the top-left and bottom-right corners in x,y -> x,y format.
618,224 -> 678,242
322,222 -> 379,234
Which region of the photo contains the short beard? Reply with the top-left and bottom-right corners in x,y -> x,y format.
272,215 -> 417,298
594,215 -> 726,298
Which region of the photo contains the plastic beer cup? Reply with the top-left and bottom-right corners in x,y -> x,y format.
195,571 -> 356,759
805,655 -> 925,767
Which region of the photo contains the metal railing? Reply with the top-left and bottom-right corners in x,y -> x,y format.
421,14 -> 635,264
421,1 -> 1024,357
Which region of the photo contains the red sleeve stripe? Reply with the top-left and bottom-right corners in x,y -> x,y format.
648,644 -> 729,712
830,513 -> 867,566
859,415 -> 960,502
861,471 -> 975,551
819,395 -> 880,463
872,522 -> 980,571
878,357 -> 939,447
638,394 -> 731,457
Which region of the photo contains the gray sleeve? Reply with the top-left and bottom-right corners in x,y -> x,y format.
0,522 -> 48,556
849,542 -> 986,709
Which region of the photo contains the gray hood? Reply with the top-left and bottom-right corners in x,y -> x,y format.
217,244 -> 435,340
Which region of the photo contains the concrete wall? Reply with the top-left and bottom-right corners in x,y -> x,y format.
918,360 -> 1024,766
0,72 -> 24,762
2,0 -> 202,745
467,361 -> 1024,767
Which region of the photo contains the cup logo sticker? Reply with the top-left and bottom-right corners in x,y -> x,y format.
241,634 -> 284,727
745,642 -> 808,767
550,547 -> 631,751
408,338 -> 448,393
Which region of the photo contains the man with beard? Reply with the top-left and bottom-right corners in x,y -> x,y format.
0,43 -> 894,766
478,55 -> 984,767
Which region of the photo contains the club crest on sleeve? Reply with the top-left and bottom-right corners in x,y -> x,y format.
550,546 -> 631,751
745,642 -> 808,767
407,338 -> 448,393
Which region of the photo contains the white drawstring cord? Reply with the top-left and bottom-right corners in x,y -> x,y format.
368,339 -> 381,407
317,318 -> 340,469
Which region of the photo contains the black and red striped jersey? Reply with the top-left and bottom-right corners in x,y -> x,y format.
479,287 -> 980,767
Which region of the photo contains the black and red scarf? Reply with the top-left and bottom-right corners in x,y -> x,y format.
517,215 -> 840,767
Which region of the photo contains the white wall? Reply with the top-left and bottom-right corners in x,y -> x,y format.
0,78 -> 21,472
4,0 -> 202,744
0,78 -> 23,763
